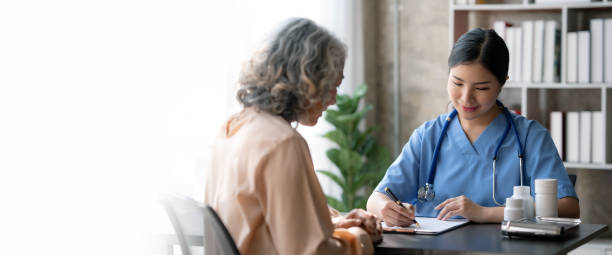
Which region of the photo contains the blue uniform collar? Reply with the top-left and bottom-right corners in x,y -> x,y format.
448,110 -> 506,156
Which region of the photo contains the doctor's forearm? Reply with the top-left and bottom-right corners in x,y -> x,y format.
558,197 -> 580,218
477,206 -> 504,223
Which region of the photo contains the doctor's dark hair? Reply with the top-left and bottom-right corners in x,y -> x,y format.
237,18 -> 346,122
448,28 -> 509,86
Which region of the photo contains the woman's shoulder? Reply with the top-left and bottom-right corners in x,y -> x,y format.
227,108 -> 304,146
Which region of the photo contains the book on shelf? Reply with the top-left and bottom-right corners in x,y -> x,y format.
590,19 -> 603,83
592,112 -> 604,164
543,20 -> 560,83
577,31 -> 590,83
455,0 -> 484,5
535,0 -> 590,3
493,20 -> 510,42
504,27 -> 516,81
567,32 -> 578,83
507,27 -> 516,82
550,111 -> 565,161
509,106 -> 521,115
605,19 -> 612,83
522,21 -> 534,82
579,111 -> 592,163
533,20 -> 545,83
566,112 -> 580,163
514,27 -> 523,83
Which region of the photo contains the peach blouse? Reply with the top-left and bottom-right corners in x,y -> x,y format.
204,108 -> 360,255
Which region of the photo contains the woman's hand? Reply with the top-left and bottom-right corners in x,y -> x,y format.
347,226 -> 374,255
435,195 -> 484,221
332,208 -> 382,244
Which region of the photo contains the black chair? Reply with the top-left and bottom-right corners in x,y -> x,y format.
568,174 -> 577,187
204,205 -> 240,255
160,194 -> 204,255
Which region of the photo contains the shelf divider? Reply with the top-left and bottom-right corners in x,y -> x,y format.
603,87 -> 608,164
564,162 -> 612,170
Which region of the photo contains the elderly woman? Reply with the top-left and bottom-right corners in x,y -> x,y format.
204,18 -> 382,255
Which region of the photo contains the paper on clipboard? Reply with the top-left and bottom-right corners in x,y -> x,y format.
382,217 -> 469,235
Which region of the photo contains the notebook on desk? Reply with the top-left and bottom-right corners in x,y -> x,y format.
382,217 -> 469,235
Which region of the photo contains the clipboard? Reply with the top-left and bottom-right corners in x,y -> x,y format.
382,217 -> 469,235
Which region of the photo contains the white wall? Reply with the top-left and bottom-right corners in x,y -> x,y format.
0,1 -> 359,254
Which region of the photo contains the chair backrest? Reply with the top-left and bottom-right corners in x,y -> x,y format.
160,193 -> 205,255
569,174 -> 577,187
204,205 -> 240,255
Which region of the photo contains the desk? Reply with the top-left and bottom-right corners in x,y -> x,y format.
375,223 -> 608,255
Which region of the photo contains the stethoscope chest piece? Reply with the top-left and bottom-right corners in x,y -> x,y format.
417,183 -> 435,202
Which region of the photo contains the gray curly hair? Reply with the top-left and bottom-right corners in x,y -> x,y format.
237,18 -> 347,122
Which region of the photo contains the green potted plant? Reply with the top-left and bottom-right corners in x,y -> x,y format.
317,84 -> 391,211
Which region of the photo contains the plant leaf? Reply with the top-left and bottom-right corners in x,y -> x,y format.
324,109 -> 341,125
324,109 -> 349,134
358,135 -> 376,155
355,170 -> 383,188
323,130 -> 349,149
346,149 -> 363,177
326,148 -> 348,178
341,192 -> 349,210
354,196 -> 368,210
367,144 -> 391,169
336,95 -> 358,114
335,149 -> 362,182
354,126 -> 376,151
316,170 -> 346,189
337,104 -> 373,134
335,95 -> 352,112
337,104 -> 372,123
353,84 -> 368,100
325,195 -> 346,212
319,83 -> 393,213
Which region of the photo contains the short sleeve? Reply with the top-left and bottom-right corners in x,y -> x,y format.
374,128 -> 423,203
523,121 -> 578,199
257,136 -> 338,254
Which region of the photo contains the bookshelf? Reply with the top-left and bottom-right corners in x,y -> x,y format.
450,0 -> 612,170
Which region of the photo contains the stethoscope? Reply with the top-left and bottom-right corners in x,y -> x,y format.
417,100 -> 525,206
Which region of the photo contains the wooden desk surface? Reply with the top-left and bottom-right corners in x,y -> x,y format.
375,223 -> 608,255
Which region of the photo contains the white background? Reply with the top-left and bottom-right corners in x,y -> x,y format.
0,0 -> 363,254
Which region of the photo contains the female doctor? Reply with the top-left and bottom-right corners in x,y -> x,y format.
366,28 -> 580,225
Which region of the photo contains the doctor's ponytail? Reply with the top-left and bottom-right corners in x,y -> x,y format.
448,28 -> 509,86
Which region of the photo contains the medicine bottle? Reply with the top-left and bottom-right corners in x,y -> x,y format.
511,186 -> 534,219
535,179 -> 558,217
504,197 -> 523,221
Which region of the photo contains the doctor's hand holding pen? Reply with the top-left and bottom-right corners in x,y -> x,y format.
366,187 -> 419,227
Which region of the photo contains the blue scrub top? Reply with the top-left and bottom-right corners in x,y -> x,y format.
375,110 -> 578,218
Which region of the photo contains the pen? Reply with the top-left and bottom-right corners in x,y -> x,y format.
384,187 -> 421,228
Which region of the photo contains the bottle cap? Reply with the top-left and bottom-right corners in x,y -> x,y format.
513,186 -> 531,196
535,179 -> 557,194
